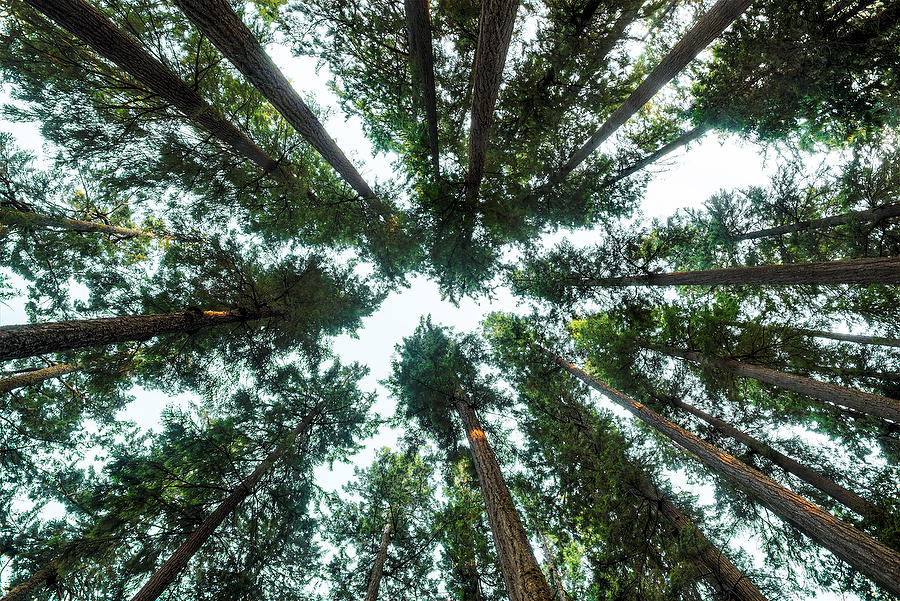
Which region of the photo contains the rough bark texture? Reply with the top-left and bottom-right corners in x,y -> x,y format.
451,387 -> 553,601
604,125 -> 709,186
538,531 -> 570,601
23,0 -> 282,176
404,0 -> 440,176
129,407 -> 320,601
173,0 -> 375,199
732,203 -> 900,241
554,0 -> 753,182
0,208 -> 169,240
0,561 -> 58,601
540,346 -> 900,596
364,522 -> 393,601
0,363 -> 79,393
585,257 -> 900,286
661,347 -> 900,423
465,0 -> 520,203
667,395 -> 883,519
0,308 -> 275,361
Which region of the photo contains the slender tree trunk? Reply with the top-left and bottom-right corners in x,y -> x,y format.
539,345 -> 900,596
659,346 -> 900,423
729,321 -> 900,349
0,561 -> 58,601
404,0 -> 440,176
0,362 -> 79,393
550,0 -> 752,184
22,0 -> 284,177
604,125 -> 709,186
173,0 -> 375,199
732,203 -> 900,241
666,394 -> 884,519
0,308 -> 277,361
0,208 -> 170,240
129,406 -> 320,601
581,257 -> 900,286
450,386 -> 553,601
465,0 -> 520,203
537,531 -> 570,601
364,522 -> 393,601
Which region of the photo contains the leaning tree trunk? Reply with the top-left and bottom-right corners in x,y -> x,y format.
666,394 -> 883,519
728,321 -> 900,350
603,125 -> 709,187
731,203 -> 900,241
0,363 -> 79,393
129,406 -> 320,601
465,0 -> 520,203
537,531 -> 570,601
364,522 -> 393,601
658,346 -> 900,423
0,308 -> 277,361
450,385 -> 553,601
0,208 -> 171,240
173,0 -> 375,200
23,0 -> 285,178
550,0 -> 753,184
0,561 -> 58,601
404,0 -> 440,176
582,257 -> 900,286
538,345 -> 900,596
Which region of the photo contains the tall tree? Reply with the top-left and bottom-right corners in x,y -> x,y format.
404,0 -> 440,175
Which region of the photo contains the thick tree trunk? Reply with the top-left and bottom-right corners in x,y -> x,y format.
173,0 -> 375,199
551,0 -> 752,184
465,0 -> 520,203
0,561 -> 58,601
0,308 -> 276,361
537,531 -> 570,601
404,0 -> 440,176
129,407 -> 320,601
23,0 -> 283,177
583,257 -> 900,286
667,395 -> 883,519
732,203 -> 900,241
540,345 -> 900,596
604,125 -> 709,186
451,386 -> 553,601
0,363 -> 79,393
0,208 -> 170,240
660,347 -> 900,423
364,522 -> 393,601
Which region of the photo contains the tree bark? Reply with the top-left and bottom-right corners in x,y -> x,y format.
451,386 -> 553,601
465,0 -> 520,203
582,257 -> 900,286
604,125 -> 709,186
364,522 -> 393,601
537,531 -> 570,601
666,395 -> 884,519
659,346 -> 900,423
551,0 -> 753,184
729,321 -> 900,349
0,208 -> 170,240
732,203 -> 900,241
23,0 -> 284,177
404,0 -> 440,176
539,345 -> 900,597
0,362 -> 79,393
173,0 -> 375,199
0,308 -> 276,362
0,561 -> 58,601
129,406 -> 320,601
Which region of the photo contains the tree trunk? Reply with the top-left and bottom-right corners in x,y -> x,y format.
552,0 -> 752,184
364,522 -> 393,601
451,386 -> 553,601
659,346 -> 900,423
0,561 -> 58,601
465,0 -> 520,203
666,394 -> 884,519
404,0 -> 440,176
0,207 -> 170,240
537,531 -> 570,601
173,0 -> 375,200
732,203 -> 900,241
23,0 -> 284,178
729,321 -> 900,349
540,345 -> 900,596
129,406 -> 320,601
604,125 -> 709,186
582,257 -> 900,286
0,308 -> 276,361
0,362 -> 79,393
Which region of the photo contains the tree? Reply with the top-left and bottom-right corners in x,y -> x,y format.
404,0 -> 440,175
